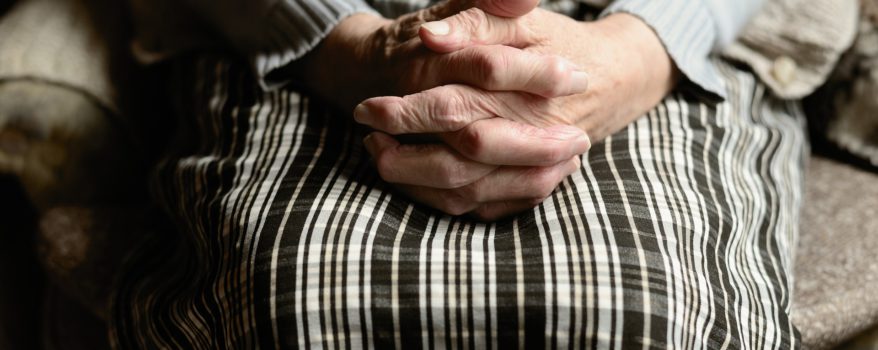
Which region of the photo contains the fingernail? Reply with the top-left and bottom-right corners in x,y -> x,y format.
354,103 -> 372,125
549,126 -> 591,152
577,133 -> 591,153
570,71 -> 589,93
421,21 -> 450,36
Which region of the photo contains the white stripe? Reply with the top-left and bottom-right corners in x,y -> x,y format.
533,205 -> 554,348
446,221 -> 459,349
269,98 -> 325,349
303,125 -> 360,347
391,205 -> 415,350
545,189 -> 573,348
332,177 -> 373,349
419,216 -> 437,348
606,130 -> 653,349
487,223 -> 498,350
512,220 -> 525,350
469,223 -> 488,349
577,154 -> 623,348
344,190 -> 393,349
360,192 -> 393,349
429,219 -> 452,348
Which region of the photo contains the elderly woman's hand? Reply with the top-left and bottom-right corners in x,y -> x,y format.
354,7 -> 681,220
294,0 -> 589,112
288,0 -> 596,220
358,8 -> 680,143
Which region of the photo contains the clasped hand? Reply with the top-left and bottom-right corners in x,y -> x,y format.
295,0 -> 677,220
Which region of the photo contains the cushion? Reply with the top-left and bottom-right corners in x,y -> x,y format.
793,155 -> 878,348
0,0 -> 140,209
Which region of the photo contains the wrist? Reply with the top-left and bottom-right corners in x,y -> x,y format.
596,13 -> 680,97
294,13 -> 391,110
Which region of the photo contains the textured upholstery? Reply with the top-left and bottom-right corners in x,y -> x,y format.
793,156 -> 878,349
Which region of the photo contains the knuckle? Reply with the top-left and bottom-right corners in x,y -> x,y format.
439,192 -> 471,216
455,125 -> 486,160
540,57 -> 572,96
438,158 -> 473,189
424,0 -> 460,21
530,168 -> 560,199
486,0 -> 525,17
540,145 -> 567,164
426,88 -> 468,130
456,8 -> 488,33
370,98 -> 405,133
440,112 -> 470,132
374,149 -> 399,183
435,90 -> 472,131
472,49 -> 505,88
452,182 -> 481,202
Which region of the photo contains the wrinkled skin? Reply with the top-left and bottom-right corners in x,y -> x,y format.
294,0 -> 677,219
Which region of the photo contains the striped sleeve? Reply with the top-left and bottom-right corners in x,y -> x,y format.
188,0 -> 378,90
254,0 -> 378,89
601,0 -> 764,100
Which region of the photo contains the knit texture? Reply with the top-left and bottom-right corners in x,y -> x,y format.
0,0 -> 115,111
721,0 -> 859,99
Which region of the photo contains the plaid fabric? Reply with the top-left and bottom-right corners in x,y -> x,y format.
109,50 -> 807,348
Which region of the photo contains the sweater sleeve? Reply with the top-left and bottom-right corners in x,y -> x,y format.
601,0 -> 765,100
188,0 -> 377,89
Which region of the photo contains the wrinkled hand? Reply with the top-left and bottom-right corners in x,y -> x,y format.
290,0 -> 595,220
359,8 -> 680,142
355,7 -> 679,219
294,0 -> 589,111
362,125 -> 587,220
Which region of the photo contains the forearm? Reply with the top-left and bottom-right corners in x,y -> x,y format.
186,0 -> 378,88
569,13 -> 680,142
288,13 -> 392,110
602,0 -> 765,99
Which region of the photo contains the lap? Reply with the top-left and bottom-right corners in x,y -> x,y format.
110,54 -> 806,349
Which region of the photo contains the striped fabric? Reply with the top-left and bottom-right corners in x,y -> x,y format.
251,0 -> 377,89
109,50 -> 807,348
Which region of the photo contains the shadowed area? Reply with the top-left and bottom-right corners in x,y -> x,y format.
0,175 -> 43,349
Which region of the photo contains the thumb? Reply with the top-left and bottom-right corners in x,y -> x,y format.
476,0 -> 539,17
421,0 -> 538,25
419,7 -> 533,53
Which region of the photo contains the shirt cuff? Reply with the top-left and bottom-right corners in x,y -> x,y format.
601,0 -> 727,100
254,0 -> 378,90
